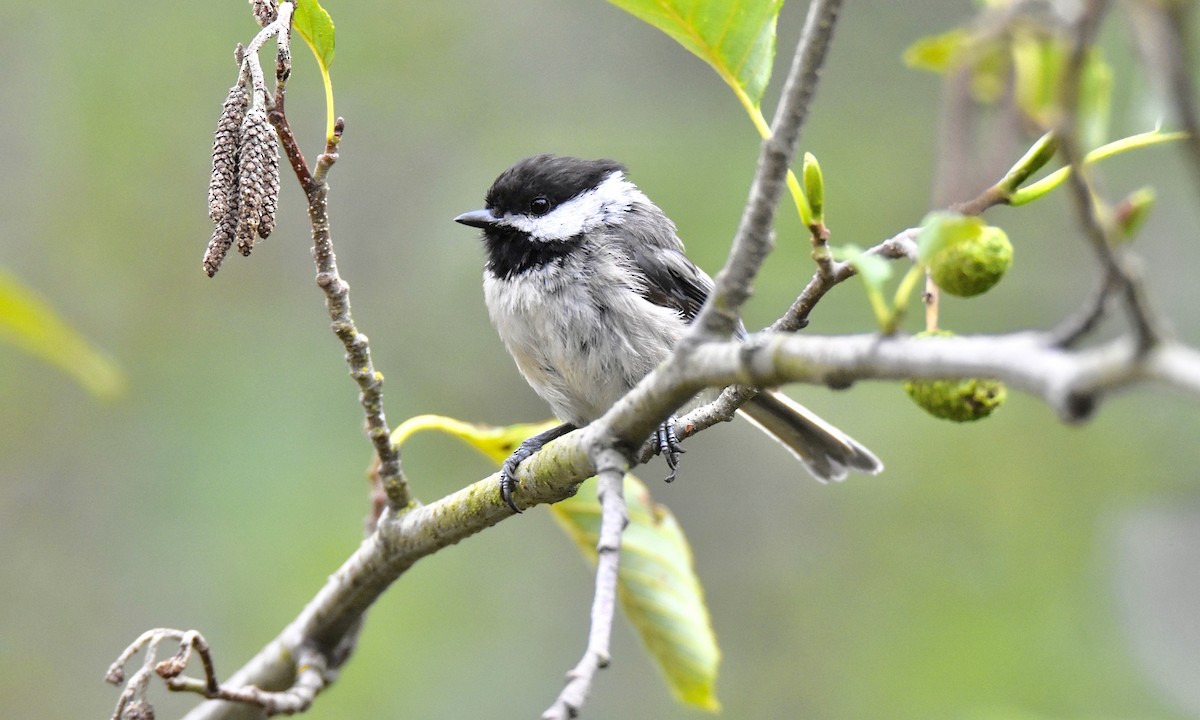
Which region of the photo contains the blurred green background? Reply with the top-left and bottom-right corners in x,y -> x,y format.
2,1 -> 1199,718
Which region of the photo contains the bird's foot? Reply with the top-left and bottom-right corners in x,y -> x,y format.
499,423 -> 576,513
499,446 -> 534,514
654,417 -> 686,483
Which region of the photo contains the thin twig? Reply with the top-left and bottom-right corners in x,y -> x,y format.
1058,0 -> 1166,353
267,77 -> 409,511
107,629 -> 328,720
107,630 -> 171,720
166,647 -> 327,715
154,630 -> 219,695
1046,269 -> 1117,348
542,448 -> 629,720
689,0 -> 845,340
616,0 -> 851,477
922,270 -> 940,332
776,229 -> 918,333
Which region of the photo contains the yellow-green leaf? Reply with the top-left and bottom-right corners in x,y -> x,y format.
391,414 -> 560,465
832,244 -> 896,330
608,0 -> 783,107
833,244 -> 892,292
801,151 -> 825,225
1012,33 -> 1111,147
391,415 -> 721,711
292,0 -> 335,69
903,28 -> 970,73
551,474 -> 721,711
1011,31 -> 1065,124
291,0 -> 337,141
0,267 -> 123,398
1010,129 -> 1186,206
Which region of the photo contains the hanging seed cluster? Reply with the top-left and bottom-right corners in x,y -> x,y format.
204,85 -> 280,277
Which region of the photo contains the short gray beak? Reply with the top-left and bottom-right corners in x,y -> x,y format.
454,209 -> 497,229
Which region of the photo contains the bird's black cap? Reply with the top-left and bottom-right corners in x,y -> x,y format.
483,155 -> 625,216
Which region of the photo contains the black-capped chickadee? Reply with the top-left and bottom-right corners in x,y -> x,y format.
456,155 -> 881,512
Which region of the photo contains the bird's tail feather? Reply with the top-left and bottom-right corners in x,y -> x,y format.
737,390 -> 883,482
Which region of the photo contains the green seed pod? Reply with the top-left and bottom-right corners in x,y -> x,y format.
903,330 -> 1007,422
929,225 -> 1013,297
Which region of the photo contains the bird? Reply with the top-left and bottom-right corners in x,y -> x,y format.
455,154 -> 881,512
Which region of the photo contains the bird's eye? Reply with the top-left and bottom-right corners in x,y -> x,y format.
529,196 -> 551,216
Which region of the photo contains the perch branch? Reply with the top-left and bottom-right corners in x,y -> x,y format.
163,318 -> 1200,720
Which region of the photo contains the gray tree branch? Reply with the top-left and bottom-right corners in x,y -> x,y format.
181,324 -> 1200,719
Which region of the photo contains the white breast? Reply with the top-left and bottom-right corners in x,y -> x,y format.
484,246 -> 686,426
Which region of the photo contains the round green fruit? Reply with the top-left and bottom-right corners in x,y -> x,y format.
929,225 -> 1013,297
904,377 -> 1007,422
903,330 -> 1007,422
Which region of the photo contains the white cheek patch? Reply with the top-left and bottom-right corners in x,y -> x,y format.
505,171 -> 647,241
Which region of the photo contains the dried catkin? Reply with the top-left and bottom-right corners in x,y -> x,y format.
204,82 -> 251,276
256,126 -> 280,240
208,83 -> 249,224
235,107 -> 278,255
203,213 -> 239,277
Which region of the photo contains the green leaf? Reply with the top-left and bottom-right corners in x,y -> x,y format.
995,131 -> 1059,195
916,211 -> 985,263
0,267 -> 123,398
290,0 -> 337,142
902,28 -> 970,73
801,152 -> 825,225
391,414 -> 560,465
1010,129 -> 1186,206
608,0 -> 783,107
903,28 -> 1008,103
292,0 -> 335,69
833,244 -> 895,329
552,476 -> 721,711
390,415 -> 722,711
833,244 -> 892,292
